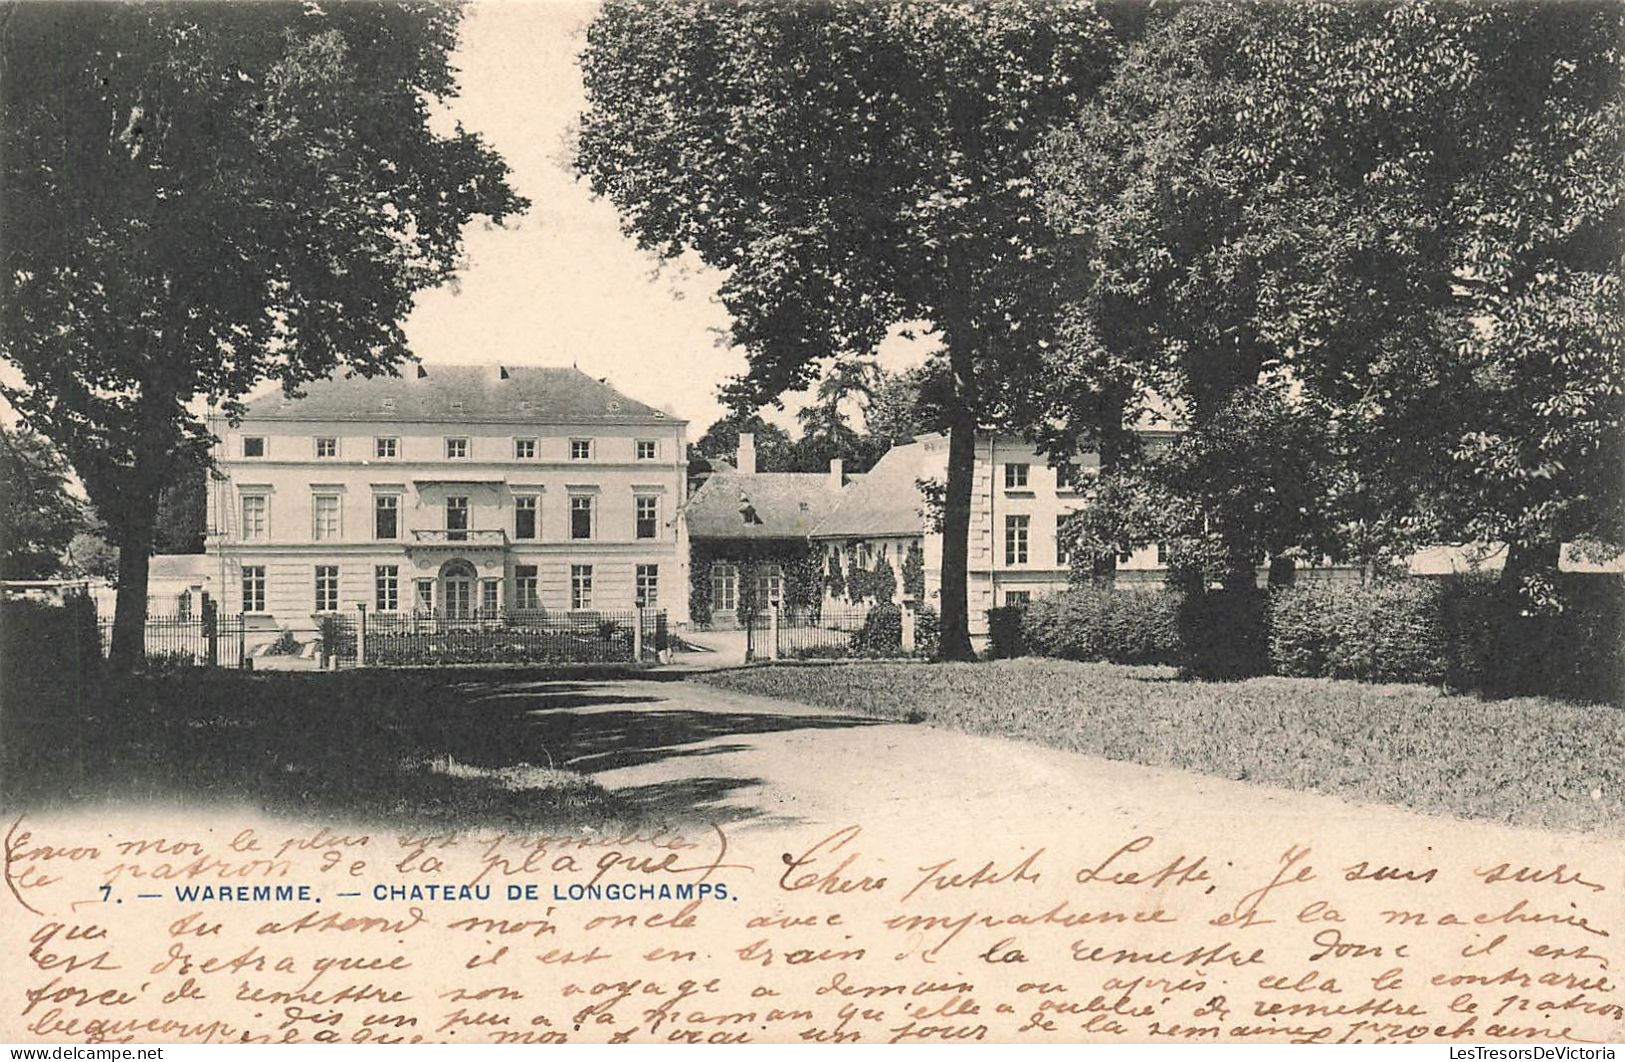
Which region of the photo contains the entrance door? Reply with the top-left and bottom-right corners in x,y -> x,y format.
444,577 -> 473,618
438,559 -> 478,620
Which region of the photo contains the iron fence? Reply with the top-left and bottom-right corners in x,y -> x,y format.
96,611 -> 247,668
748,603 -> 935,659
339,609 -> 669,668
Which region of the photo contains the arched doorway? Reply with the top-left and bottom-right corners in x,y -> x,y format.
439,559 -> 477,619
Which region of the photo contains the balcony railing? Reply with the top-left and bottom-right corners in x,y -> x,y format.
409,529 -> 509,547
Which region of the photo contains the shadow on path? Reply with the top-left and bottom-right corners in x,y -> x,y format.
3,670 -> 878,831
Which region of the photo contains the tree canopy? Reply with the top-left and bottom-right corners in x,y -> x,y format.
0,427 -> 88,580
2,1 -> 526,662
577,0 -> 1120,656
1039,0 -> 1624,597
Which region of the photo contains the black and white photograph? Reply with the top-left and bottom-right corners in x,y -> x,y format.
1,0 -> 1620,1048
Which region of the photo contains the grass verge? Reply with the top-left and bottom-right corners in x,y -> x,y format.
697,659 -> 1625,835
2,669 -> 629,828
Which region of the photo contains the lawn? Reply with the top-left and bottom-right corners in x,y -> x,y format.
1,668 -> 634,828
697,659 -> 1625,835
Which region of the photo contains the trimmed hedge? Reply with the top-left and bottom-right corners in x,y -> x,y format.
1270,582 -> 1447,684
997,576 -> 1624,703
1021,589 -> 1180,666
1,596 -> 102,697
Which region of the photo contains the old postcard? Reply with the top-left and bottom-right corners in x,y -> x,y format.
2,0 -> 1621,1048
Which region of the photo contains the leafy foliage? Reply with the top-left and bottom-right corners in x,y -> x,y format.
1035,1 -> 1624,600
1,2 -> 525,662
0,427 -> 87,579
901,542 -> 926,601
576,0 -> 1121,658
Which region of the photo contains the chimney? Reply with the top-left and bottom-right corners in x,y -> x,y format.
829,457 -> 844,490
736,432 -> 756,475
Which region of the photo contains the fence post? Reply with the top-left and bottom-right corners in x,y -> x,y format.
202,593 -> 218,667
767,605 -> 779,661
901,597 -> 917,653
633,606 -> 644,662
355,603 -> 368,668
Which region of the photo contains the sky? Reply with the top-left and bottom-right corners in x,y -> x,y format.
403,0 -> 930,434
0,0 -> 928,437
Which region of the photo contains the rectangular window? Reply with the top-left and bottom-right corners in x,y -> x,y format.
570,439 -> 592,461
1005,514 -> 1029,565
635,440 -> 658,461
711,563 -> 738,612
374,495 -> 398,540
1055,462 -> 1078,490
635,495 -> 659,539
571,564 -> 593,610
375,566 -> 399,612
514,495 -> 538,540
481,578 -> 499,615
1156,541 -> 1170,567
756,565 -> 783,609
446,495 -> 469,541
636,564 -> 659,609
414,578 -> 433,613
570,495 -> 593,540
1006,590 -> 1032,606
313,494 -> 340,541
514,565 -> 539,610
315,436 -> 337,458
375,437 -> 398,459
1004,463 -> 1029,490
315,565 -> 339,612
241,566 -> 266,613
445,437 -> 468,459
514,438 -> 536,459
242,436 -> 265,458
240,494 -> 268,541
1056,514 -> 1071,567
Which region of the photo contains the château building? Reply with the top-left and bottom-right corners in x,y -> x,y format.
205,365 -> 688,628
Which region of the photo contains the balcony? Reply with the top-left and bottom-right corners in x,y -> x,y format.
408,529 -> 509,551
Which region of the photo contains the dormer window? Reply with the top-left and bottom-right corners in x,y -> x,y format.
315,436 -> 337,458
242,436 -> 266,458
445,437 -> 469,459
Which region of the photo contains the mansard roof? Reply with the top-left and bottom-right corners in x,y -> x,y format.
239,364 -> 682,425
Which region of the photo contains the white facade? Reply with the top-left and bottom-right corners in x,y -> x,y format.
205,374 -> 688,628
816,432 -> 1172,633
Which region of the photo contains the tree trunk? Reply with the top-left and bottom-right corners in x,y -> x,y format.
932,314 -> 982,663
936,400 -> 978,661
108,517 -> 155,672
1500,540 -> 1562,600
1267,554 -> 1297,588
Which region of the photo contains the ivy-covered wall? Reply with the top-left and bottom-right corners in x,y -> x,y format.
822,536 -> 925,606
689,538 -> 823,627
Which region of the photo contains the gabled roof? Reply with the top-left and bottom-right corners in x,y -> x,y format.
811,437 -> 937,539
684,472 -> 844,540
239,364 -> 683,425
